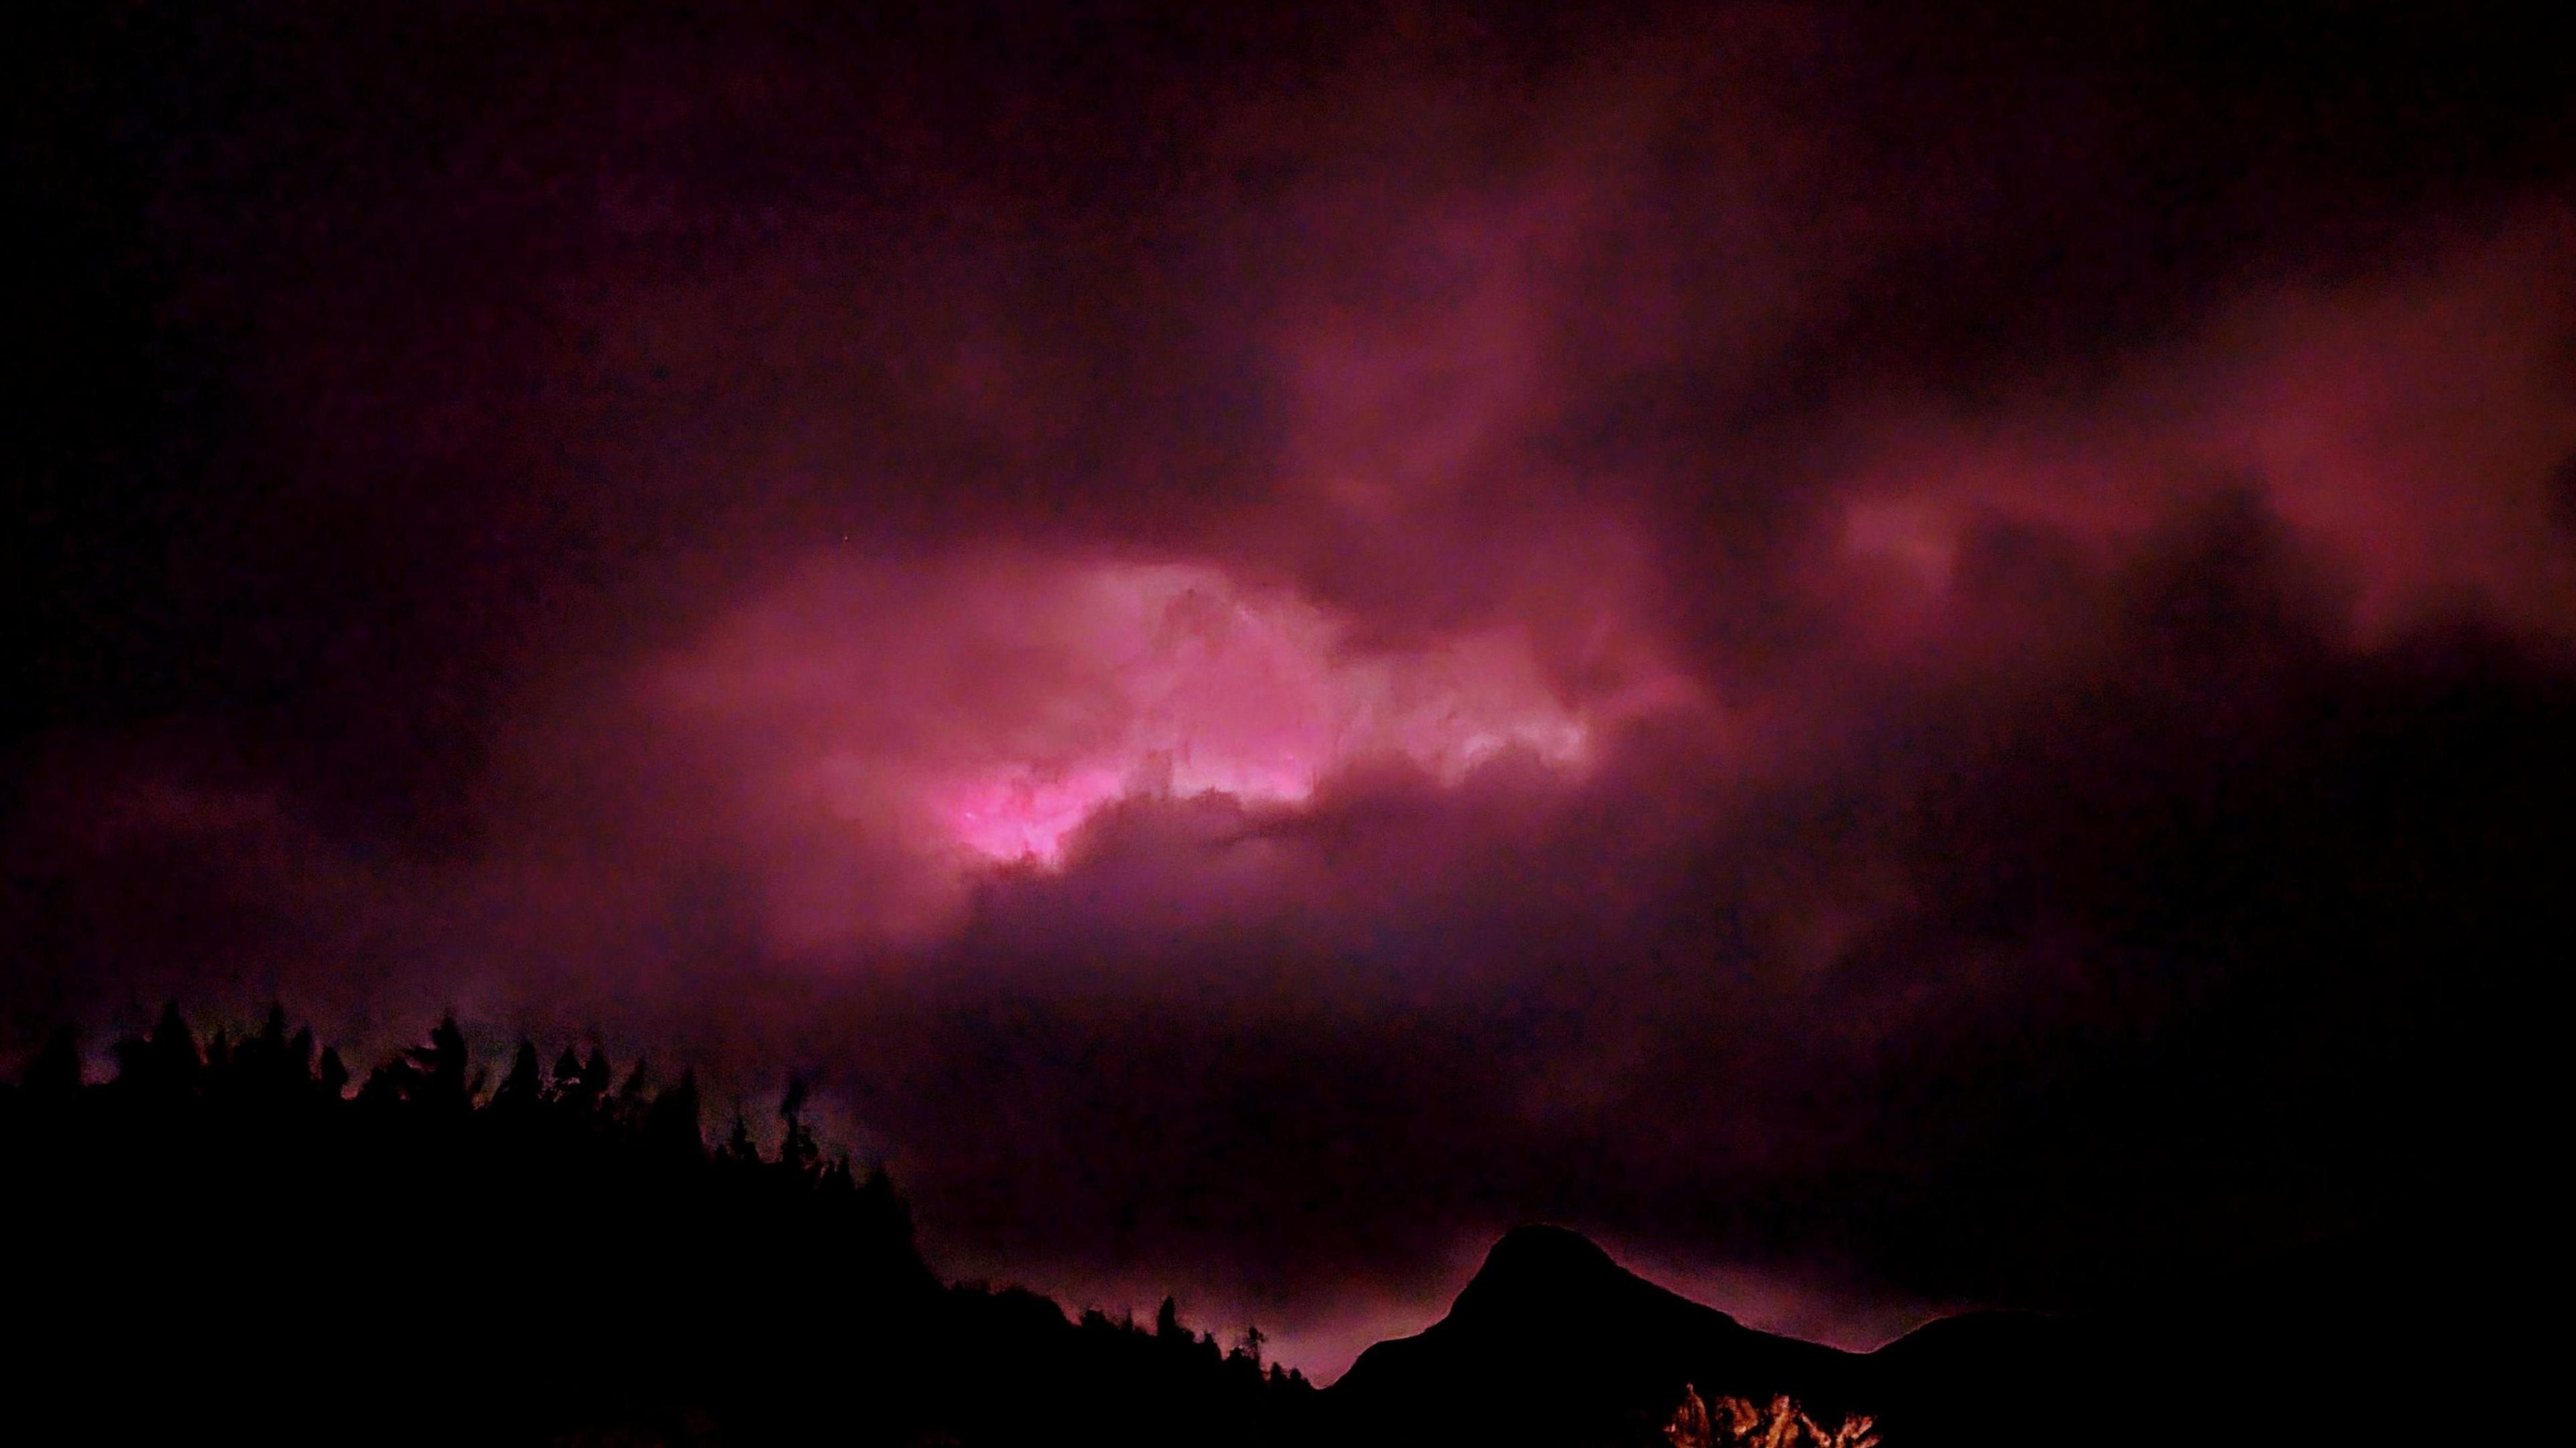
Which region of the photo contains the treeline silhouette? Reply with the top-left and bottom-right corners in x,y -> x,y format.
3,1005 -> 1313,1446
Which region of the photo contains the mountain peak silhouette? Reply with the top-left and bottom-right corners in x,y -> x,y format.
1445,1224 -> 1741,1335
1327,1228 -> 2157,1447
1465,1224 -> 1621,1292
1329,1226 -> 1861,1443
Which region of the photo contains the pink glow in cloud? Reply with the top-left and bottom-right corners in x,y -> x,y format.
655,552 -> 1682,943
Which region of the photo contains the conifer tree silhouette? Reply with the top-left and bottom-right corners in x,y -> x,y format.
113,1001 -> 201,1095
645,1070 -> 703,1159
615,1057 -> 654,1119
780,1074 -> 818,1174
719,1111 -> 759,1164
492,1041 -> 543,1111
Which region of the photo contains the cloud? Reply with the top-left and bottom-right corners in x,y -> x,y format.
11,0 -> 2575,1374
627,545 -> 1694,947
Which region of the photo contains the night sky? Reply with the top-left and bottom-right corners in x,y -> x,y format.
10,1 -> 2571,1375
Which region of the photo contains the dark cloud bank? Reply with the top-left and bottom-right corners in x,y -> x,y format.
10,1 -> 2572,1374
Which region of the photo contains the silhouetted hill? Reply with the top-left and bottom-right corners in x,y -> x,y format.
1330,1225 -> 1872,1447
1324,1223 -> 2531,1448
1339,1226 -> 1885,1443
3,1007 -> 1313,1447
1324,1225 -> 2188,1447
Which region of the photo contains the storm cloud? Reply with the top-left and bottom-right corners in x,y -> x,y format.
11,1 -> 2572,1374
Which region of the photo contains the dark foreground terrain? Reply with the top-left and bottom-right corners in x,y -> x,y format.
3,1008 -> 2512,1446
6,1007 -> 1313,1446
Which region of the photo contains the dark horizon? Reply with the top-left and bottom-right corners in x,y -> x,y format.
15,997 -> 1972,1379
10,0 -> 2571,1397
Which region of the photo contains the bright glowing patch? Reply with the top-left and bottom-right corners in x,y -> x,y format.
938,765 -> 1134,863
920,563 -> 1600,865
663,552 -> 1669,892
